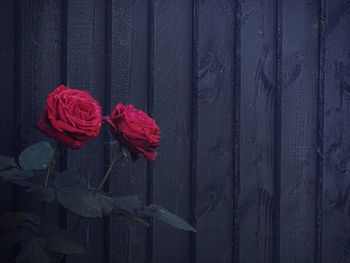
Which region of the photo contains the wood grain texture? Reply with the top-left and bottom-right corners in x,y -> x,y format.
279,0 -> 320,262
107,0 -> 149,262
151,0 -> 192,262
0,0 -> 16,158
322,0 -> 350,262
0,0 -> 16,261
239,0 -> 276,262
193,0 -> 235,262
17,0 -> 62,221
4,1 -> 350,262
0,0 -> 15,211
65,0 -> 106,262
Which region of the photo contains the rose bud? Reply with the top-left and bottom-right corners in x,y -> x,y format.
105,103 -> 160,161
37,85 -> 102,149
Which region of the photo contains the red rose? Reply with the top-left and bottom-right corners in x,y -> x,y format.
105,103 -> 160,161
37,85 -> 102,149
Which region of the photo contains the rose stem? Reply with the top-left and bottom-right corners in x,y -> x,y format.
97,151 -> 120,190
118,209 -> 150,228
44,142 -> 60,187
41,142 -> 60,226
58,150 -> 121,263
96,150 -> 150,228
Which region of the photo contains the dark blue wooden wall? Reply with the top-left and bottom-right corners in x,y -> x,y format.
0,0 -> 350,262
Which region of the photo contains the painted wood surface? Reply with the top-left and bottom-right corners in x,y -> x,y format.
279,0 -> 320,262
322,0 -> 350,262
193,0 -> 235,262
108,0 -> 149,262
1,0 -> 350,262
152,0 -> 192,262
16,0 -> 62,227
0,0 -> 16,261
65,0 -> 106,262
239,0 -> 276,262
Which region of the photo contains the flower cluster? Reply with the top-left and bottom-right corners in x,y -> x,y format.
37,85 -> 160,161
0,85 -> 195,263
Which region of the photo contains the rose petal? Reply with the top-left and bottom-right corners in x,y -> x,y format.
106,102 -> 160,161
37,85 -> 102,149
37,111 -> 86,149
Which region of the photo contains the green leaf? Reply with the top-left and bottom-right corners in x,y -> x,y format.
0,168 -> 33,180
15,238 -> 49,263
43,226 -> 85,254
117,209 -> 150,228
34,237 -> 47,249
57,187 -> 102,217
0,167 -> 40,191
0,227 -> 33,251
0,168 -> 33,186
111,194 -> 142,211
96,192 -> 114,217
25,183 -> 43,192
39,188 -> 56,202
0,155 -> 17,170
0,212 -> 40,230
54,170 -> 87,189
19,141 -> 53,171
141,204 -> 196,232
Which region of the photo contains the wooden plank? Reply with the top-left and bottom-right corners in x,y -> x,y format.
239,0 -> 276,262
0,0 -> 15,210
0,0 -> 16,158
65,0 -> 106,262
279,0 -> 320,262
0,0 -> 16,261
151,0 -> 192,262
322,0 -> 350,262
107,0 -> 149,262
17,0 -> 62,221
193,0 -> 235,262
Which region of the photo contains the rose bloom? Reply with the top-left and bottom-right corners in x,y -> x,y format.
37,85 -> 102,149
105,103 -> 160,161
